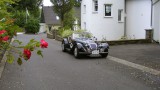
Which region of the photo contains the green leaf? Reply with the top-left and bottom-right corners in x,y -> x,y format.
17,58 -> 22,65
37,50 -> 43,58
36,42 -> 40,47
6,55 -> 14,64
30,39 -> 35,43
29,47 -> 34,51
13,40 -> 22,45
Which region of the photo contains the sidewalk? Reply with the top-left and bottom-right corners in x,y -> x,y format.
109,43 -> 160,71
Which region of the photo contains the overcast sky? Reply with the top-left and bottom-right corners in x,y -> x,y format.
43,0 -> 53,6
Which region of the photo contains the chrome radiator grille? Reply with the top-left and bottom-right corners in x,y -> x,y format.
89,43 -> 97,50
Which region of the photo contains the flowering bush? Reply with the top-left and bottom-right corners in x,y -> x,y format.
0,18 -> 48,65
0,30 -> 9,41
24,17 -> 40,34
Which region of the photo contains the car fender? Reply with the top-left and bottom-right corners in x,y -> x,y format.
101,43 -> 109,49
76,43 -> 83,49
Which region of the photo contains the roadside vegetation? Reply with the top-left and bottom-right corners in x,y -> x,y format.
0,0 -> 48,65
50,0 -> 82,38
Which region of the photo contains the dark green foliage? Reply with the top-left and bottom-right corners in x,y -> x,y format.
11,0 -> 42,17
13,11 -> 26,28
25,17 -> 40,34
11,0 -> 42,12
74,0 -> 81,7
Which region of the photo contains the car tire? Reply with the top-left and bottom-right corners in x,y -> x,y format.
100,54 -> 108,58
101,49 -> 108,58
74,46 -> 81,58
62,42 -> 66,52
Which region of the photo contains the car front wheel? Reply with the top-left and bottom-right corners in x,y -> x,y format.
74,46 -> 81,58
100,49 -> 108,58
61,42 -> 66,52
100,54 -> 108,58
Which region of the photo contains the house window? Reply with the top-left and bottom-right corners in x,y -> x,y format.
83,5 -> 86,13
118,9 -> 123,22
93,0 -> 98,12
104,4 -> 112,17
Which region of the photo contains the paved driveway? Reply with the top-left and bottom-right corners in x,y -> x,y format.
0,34 -> 159,90
109,44 -> 160,70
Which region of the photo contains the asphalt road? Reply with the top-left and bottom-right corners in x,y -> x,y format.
109,44 -> 160,71
0,34 -> 159,90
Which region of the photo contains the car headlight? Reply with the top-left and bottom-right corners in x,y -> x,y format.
100,48 -> 104,52
84,43 -> 89,47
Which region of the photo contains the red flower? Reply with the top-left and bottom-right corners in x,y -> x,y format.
40,39 -> 48,48
2,36 -> 9,41
0,30 -> 7,35
23,49 -> 31,60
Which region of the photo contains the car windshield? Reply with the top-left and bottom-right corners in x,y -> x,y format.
72,32 -> 91,39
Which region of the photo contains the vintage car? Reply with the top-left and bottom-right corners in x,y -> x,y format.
61,32 -> 109,58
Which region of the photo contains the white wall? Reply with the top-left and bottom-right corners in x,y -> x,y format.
152,0 -> 160,42
126,0 -> 151,39
81,0 -> 125,41
81,0 -> 151,41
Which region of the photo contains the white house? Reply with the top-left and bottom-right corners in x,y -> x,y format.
152,0 -> 160,43
81,0 -> 151,41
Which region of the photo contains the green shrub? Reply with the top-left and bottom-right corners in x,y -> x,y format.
60,28 -> 73,38
57,27 -> 70,36
25,17 -> 40,34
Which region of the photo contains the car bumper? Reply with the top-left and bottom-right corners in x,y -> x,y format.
79,51 -> 108,55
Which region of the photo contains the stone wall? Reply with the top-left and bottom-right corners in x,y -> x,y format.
49,27 -> 153,46
55,35 -> 63,41
100,39 -> 151,46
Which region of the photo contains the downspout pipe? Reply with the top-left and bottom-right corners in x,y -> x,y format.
124,0 -> 126,37
151,0 -> 153,27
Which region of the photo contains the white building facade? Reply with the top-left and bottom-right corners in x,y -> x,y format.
81,0 -> 152,41
152,0 -> 160,42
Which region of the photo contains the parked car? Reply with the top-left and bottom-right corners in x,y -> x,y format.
61,32 -> 109,58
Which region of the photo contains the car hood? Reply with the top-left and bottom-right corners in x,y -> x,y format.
75,39 -> 98,50
75,39 -> 95,44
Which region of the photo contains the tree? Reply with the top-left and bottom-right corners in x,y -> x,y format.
50,0 -> 75,27
11,0 -> 42,10
8,0 -> 42,29
11,0 -> 43,17
74,0 -> 81,7
63,8 -> 75,29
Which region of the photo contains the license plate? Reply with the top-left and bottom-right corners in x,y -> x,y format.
92,50 -> 99,55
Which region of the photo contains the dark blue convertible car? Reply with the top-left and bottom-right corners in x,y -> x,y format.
61,32 -> 109,58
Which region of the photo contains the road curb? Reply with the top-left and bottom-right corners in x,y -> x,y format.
108,56 -> 160,75
0,38 -> 14,79
0,49 -> 8,78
